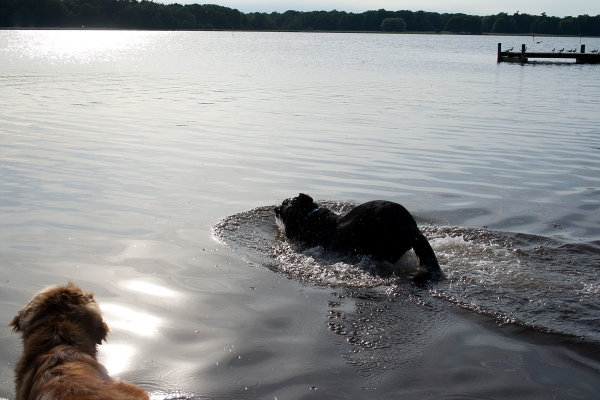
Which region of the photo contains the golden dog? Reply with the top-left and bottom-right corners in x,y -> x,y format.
10,282 -> 149,400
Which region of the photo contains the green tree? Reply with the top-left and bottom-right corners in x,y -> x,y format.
395,10 -> 415,30
492,18 -> 512,33
577,14 -> 600,36
444,15 -> 482,33
363,9 -> 391,31
76,3 -> 102,26
249,12 -> 273,30
0,0 -> 12,26
315,11 -> 339,30
187,4 -> 241,29
11,0 -> 68,27
114,2 -> 170,29
426,12 -> 444,30
510,12 -> 536,33
173,6 -> 196,29
559,17 -> 579,35
1,0 -> 598,35
273,10 -> 301,29
338,13 -> 365,30
531,13 -> 560,34
418,20 -> 434,31
481,16 -> 494,32
380,17 -> 406,32
282,16 -> 302,30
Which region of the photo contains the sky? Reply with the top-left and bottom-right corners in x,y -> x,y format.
165,0 -> 599,18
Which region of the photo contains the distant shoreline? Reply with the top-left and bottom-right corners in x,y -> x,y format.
2,27 -> 598,38
2,2 -> 598,36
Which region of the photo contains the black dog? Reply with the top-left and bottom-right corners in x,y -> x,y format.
274,193 -> 442,283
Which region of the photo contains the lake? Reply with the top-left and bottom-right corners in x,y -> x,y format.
1,30 -> 600,399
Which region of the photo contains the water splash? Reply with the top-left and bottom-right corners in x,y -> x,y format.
213,203 -> 600,343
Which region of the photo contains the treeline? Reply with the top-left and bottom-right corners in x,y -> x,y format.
1,0 -> 600,36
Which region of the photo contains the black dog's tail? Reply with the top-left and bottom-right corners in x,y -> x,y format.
412,232 -> 443,285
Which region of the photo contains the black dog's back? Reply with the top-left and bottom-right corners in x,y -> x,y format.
335,200 -> 418,262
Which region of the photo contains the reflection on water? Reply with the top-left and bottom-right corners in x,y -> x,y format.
105,241 -> 183,263
100,343 -> 136,376
3,30 -> 163,66
1,30 -> 600,398
123,280 -> 180,298
101,303 -> 161,338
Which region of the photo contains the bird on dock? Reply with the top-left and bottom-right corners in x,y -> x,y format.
558,48 -> 565,53
567,48 -> 576,53
551,48 -> 556,52
507,47 -> 514,52
591,49 -> 599,53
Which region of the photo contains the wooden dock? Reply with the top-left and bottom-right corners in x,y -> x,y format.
497,43 -> 600,64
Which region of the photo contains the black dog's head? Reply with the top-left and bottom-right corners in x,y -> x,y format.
274,193 -> 318,240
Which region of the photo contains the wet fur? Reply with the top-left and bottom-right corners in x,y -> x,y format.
275,193 -> 443,284
9,282 -> 149,400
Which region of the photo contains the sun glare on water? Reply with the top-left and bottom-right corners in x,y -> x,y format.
98,343 -> 136,376
14,30 -> 156,65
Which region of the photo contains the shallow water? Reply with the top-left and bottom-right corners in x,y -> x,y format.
1,30 -> 600,398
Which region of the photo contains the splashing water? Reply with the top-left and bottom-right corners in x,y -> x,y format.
213,203 -> 600,343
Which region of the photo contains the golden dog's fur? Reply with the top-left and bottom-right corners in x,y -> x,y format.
10,282 -> 149,400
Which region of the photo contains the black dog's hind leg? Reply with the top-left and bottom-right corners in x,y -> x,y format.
411,232 -> 442,284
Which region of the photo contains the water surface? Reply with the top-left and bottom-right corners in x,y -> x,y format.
1,30 -> 600,399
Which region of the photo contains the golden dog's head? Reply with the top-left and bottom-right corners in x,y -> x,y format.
10,282 -> 109,355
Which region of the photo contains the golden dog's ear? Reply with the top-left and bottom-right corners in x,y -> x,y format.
96,320 -> 109,345
9,312 -> 22,333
